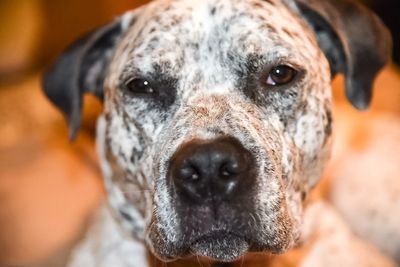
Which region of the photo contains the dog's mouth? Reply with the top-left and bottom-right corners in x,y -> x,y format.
149,217 -> 296,262
189,230 -> 249,262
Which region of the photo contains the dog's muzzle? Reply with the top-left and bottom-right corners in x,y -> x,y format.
166,137 -> 260,261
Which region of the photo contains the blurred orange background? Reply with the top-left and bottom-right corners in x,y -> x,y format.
0,1 -> 399,267
0,1 -> 148,266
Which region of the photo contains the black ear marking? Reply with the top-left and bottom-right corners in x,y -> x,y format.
295,0 -> 392,110
42,13 -> 135,140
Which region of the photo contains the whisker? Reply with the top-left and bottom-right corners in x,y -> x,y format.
196,255 -> 205,267
119,188 -> 153,194
240,256 -> 245,267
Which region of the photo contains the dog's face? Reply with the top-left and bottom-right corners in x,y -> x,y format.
103,0 -> 333,260
43,0 -> 392,263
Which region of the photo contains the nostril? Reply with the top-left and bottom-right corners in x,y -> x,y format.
220,162 -> 240,179
178,165 -> 200,182
172,163 -> 204,202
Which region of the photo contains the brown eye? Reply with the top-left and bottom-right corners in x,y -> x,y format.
266,65 -> 298,86
125,78 -> 155,95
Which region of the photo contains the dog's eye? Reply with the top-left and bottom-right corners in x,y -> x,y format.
265,65 -> 298,86
125,78 -> 155,95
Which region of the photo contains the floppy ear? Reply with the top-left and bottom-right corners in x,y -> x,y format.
294,0 -> 392,110
43,12 -> 135,140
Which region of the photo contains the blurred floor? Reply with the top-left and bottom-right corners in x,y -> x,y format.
0,75 -> 104,266
0,1 -> 147,266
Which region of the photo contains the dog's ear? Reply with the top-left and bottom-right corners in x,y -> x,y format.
43,12 -> 135,140
294,0 -> 392,110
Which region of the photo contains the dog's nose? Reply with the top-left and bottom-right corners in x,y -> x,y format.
169,137 -> 254,203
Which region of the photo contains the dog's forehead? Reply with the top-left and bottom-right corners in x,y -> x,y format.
113,0 -> 318,80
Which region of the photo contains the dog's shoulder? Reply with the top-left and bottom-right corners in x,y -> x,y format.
67,205 -> 148,267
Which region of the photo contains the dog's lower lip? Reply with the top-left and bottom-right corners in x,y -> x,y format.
191,230 -> 243,244
189,230 -> 249,262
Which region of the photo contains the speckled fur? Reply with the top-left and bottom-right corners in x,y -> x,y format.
69,0 -> 334,265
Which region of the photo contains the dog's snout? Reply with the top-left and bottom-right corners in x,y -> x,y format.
169,137 -> 254,203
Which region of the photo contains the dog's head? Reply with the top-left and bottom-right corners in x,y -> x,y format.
43,0 -> 391,262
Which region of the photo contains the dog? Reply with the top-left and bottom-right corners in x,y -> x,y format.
42,0 -> 392,266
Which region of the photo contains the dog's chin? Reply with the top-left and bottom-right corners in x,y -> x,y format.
190,231 -> 249,262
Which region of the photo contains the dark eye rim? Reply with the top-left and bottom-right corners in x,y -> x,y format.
260,64 -> 305,89
121,77 -> 159,97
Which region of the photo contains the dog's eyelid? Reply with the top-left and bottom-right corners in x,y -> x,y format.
123,77 -> 149,86
264,61 -> 302,72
